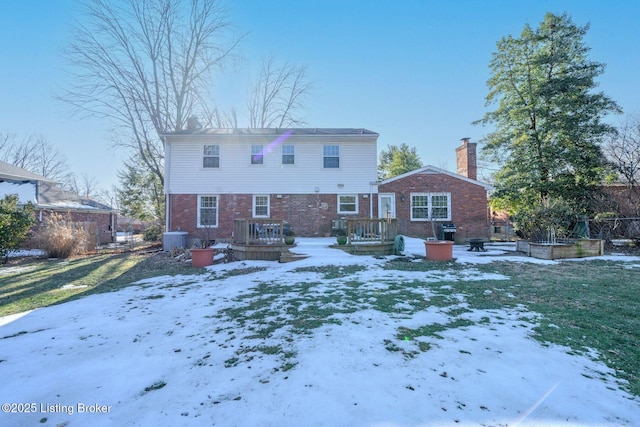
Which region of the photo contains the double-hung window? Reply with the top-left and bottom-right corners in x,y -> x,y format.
198,195 -> 218,227
323,145 -> 340,168
253,195 -> 270,218
410,193 -> 451,221
282,144 -> 295,165
251,145 -> 264,165
338,195 -> 358,214
203,145 -> 219,168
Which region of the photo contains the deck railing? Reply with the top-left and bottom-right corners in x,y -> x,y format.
233,219 -> 285,245
346,218 -> 398,244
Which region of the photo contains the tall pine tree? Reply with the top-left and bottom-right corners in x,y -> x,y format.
477,13 -> 620,236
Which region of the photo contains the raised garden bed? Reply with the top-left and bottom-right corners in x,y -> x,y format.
516,239 -> 604,260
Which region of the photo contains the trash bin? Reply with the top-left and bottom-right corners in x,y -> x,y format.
440,223 -> 456,241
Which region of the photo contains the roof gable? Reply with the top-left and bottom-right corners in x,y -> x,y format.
0,159 -> 56,182
378,165 -> 493,190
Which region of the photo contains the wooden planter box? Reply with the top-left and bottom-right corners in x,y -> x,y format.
516,239 -> 604,260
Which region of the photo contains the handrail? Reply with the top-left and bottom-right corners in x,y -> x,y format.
233,219 -> 284,245
346,218 -> 397,244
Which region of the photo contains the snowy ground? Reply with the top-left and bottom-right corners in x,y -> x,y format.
1,238 -> 639,426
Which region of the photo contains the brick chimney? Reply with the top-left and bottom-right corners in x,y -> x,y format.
456,137 -> 477,180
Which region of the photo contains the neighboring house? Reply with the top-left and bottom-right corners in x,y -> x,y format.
162,128 -> 379,242
0,160 -> 116,247
377,138 -> 494,242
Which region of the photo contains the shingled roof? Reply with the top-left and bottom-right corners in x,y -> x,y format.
0,159 -> 57,182
161,128 -> 378,137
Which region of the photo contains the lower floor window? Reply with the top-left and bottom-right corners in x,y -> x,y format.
338,195 -> 358,214
253,195 -> 270,217
198,195 -> 218,227
410,192 -> 451,221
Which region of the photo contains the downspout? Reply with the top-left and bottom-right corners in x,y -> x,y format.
163,135 -> 170,231
369,181 -> 378,219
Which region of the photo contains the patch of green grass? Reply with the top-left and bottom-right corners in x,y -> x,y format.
397,318 -> 475,342
451,260 -> 640,396
143,380 -> 167,393
291,264 -> 368,279
0,252 -> 206,317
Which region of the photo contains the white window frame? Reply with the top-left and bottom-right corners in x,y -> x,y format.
251,144 -> 264,165
323,145 -> 340,168
197,195 -> 219,228
282,144 -> 295,165
410,192 -> 451,221
337,194 -> 358,214
253,195 -> 270,218
202,145 -> 220,168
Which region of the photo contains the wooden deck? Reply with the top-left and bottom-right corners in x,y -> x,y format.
231,219 -> 288,261
334,218 -> 399,255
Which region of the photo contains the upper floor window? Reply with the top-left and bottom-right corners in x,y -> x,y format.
282,144 -> 295,165
203,145 -> 219,168
338,195 -> 358,214
198,195 -> 218,227
251,145 -> 264,165
410,193 -> 451,221
323,145 -> 340,168
253,195 -> 270,218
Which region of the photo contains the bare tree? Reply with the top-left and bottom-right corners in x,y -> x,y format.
60,0 -> 241,186
0,132 -> 70,183
604,115 -> 640,215
202,105 -> 238,128
247,56 -> 313,128
64,172 -> 102,199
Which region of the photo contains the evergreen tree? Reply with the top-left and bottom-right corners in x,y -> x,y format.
116,154 -> 164,223
378,143 -> 423,180
477,13 -> 620,236
0,195 -> 35,263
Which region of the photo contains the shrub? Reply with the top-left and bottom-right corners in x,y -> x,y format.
36,212 -> 89,258
0,194 -> 35,263
143,225 -> 163,242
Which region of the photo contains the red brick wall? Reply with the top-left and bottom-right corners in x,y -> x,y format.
378,172 -> 489,242
168,193 -> 373,240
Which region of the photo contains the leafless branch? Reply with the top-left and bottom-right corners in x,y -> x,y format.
59,0 -> 241,185
247,56 -> 313,128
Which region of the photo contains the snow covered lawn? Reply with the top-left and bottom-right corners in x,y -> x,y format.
1,238 -> 638,426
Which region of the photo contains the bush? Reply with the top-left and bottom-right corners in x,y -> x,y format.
0,195 -> 35,263
143,225 -> 163,242
36,212 -> 89,258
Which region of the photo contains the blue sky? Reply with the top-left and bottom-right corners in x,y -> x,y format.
1,0 -> 639,192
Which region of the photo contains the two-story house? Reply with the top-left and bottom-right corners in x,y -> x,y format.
162,128 -> 379,242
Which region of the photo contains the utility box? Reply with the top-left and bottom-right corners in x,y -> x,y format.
440,223 -> 456,241
163,231 -> 188,252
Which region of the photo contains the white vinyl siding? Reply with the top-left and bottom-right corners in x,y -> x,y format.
253,195 -> 270,218
165,134 -> 377,194
410,193 -> 451,221
197,195 -> 218,227
337,195 -> 358,214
